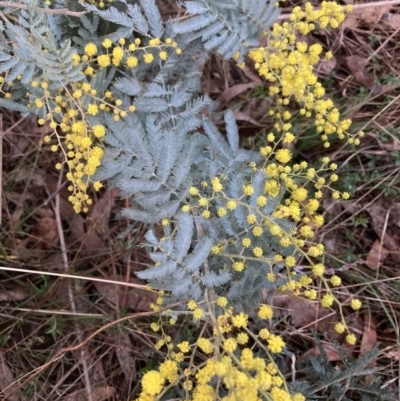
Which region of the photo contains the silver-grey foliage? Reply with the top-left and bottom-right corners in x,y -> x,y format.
0,0 -> 285,307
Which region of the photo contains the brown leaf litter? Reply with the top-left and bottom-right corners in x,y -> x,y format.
366,199 -> 400,265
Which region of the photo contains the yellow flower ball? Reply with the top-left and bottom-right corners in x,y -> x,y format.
202,210 -> 210,218
350,298 -> 362,310
232,261 -> 245,272
141,370 -> 165,395
126,56 -> 138,68
253,247 -> 263,257
258,304 -> 273,319
275,148 -> 292,164
312,263 -> 325,277
242,238 -> 251,248
97,54 -> 111,67
226,200 -> 237,210
334,322 -> 346,334
187,300 -> 197,310
84,43 -> 97,57
198,197 -> 208,207
321,294 -> 334,308
252,226 -> 263,236
246,214 -> 257,225
223,338 -> 237,353
217,297 -> 228,307
102,38 -> 112,48
330,275 -> 342,287
93,181 -> 103,191
217,207 -> 227,217
143,53 -> 154,63
267,334 -> 285,353
292,187 -> 308,202
346,333 -> 357,345
232,312 -> 248,328
197,338 -> 214,354
243,185 -> 254,195
177,341 -> 190,353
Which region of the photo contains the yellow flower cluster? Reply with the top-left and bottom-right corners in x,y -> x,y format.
179,147 -> 358,344
248,1 -> 364,148
38,82 -> 134,212
75,37 -> 180,71
185,155 -> 345,280
135,303 -> 306,401
23,35 -> 179,212
78,0 -> 113,8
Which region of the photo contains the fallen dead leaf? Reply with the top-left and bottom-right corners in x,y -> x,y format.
383,346 -> 400,360
8,176 -> 105,257
114,333 -> 136,381
94,274 -> 157,311
8,136 -> 30,158
31,217 -> 59,250
47,176 -> 104,252
316,57 -> 337,75
241,65 -> 263,84
0,354 -> 21,401
87,187 -> 119,240
359,312 -> 377,358
219,82 -> 259,106
272,295 -> 337,333
366,200 -> 400,264
61,196 -> 104,251
14,216 -> 59,261
14,168 -> 46,187
343,5 -> 392,29
299,342 -> 342,363
345,55 -> 380,92
9,207 -> 23,231
368,130 -> 400,152
233,110 -> 267,127
238,98 -> 272,123
0,285 -> 30,302
377,138 -> 400,152
366,240 -> 389,270
383,12 -> 400,29
63,386 -> 116,401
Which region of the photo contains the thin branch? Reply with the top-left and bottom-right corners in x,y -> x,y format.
54,168 -> 93,401
277,0 -> 400,21
347,0 -> 400,9
0,8 -> 9,22
122,197 -> 132,307
0,265 -> 150,290
44,180 -> 68,205
0,115 -> 2,226
0,2 -> 88,17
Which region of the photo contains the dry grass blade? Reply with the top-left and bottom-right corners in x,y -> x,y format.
0,114 -> 2,226
63,386 -> 116,401
0,266 -> 150,290
53,168 -> 94,401
0,1 -> 88,16
277,0 -> 400,21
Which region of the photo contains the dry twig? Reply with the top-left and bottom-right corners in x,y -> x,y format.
54,168 -> 94,401
0,115 -> 2,226
276,0 -> 400,20
0,1 -> 88,16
